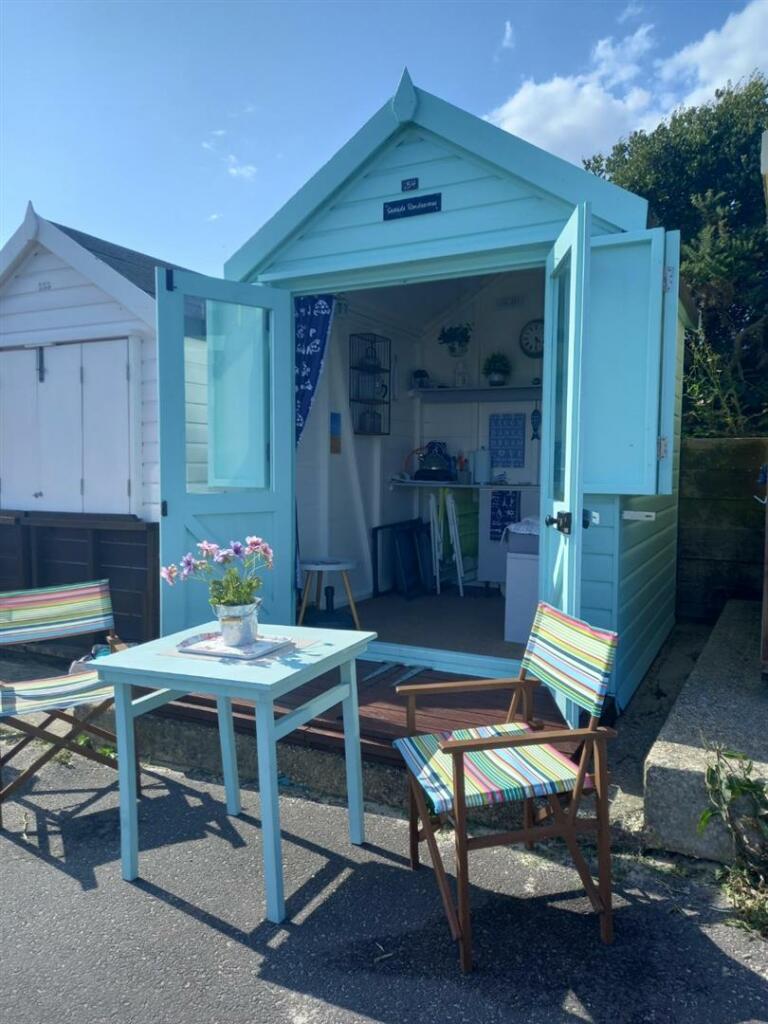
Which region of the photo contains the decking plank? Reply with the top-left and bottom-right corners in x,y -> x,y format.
155,659 -> 570,766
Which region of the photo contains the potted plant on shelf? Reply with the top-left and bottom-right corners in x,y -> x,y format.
161,536 -> 274,646
482,352 -> 512,387
438,322 -> 472,358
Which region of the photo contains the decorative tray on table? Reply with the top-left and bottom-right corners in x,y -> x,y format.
176,632 -> 295,661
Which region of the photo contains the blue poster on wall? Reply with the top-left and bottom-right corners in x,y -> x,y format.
490,490 -> 521,541
489,412 -> 526,469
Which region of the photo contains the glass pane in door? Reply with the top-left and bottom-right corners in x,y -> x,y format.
183,297 -> 271,492
551,255 -> 571,502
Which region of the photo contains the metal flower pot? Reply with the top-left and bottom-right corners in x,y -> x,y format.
213,598 -> 262,646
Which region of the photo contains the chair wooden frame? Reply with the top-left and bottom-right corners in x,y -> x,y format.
0,593 -> 140,827
398,671 -> 615,973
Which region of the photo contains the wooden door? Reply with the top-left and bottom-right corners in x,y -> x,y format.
156,269 -> 294,634
0,349 -> 38,510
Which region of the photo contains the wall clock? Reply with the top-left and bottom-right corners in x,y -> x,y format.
519,318 -> 544,359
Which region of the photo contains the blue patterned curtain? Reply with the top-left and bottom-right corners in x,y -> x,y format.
295,294 -> 335,446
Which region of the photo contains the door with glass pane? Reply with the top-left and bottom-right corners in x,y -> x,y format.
156,268 -> 293,634
539,203 -> 590,621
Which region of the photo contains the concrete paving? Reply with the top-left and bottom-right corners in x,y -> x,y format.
645,601 -> 768,861
2,752 -> 767,1024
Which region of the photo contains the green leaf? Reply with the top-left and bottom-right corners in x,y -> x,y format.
698,808 -> 716,833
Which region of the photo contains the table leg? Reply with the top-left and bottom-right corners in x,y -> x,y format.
341,659 -> 365,846
255,699 -> 285,923
114,681 -> 139,881
216,696 -> 241,816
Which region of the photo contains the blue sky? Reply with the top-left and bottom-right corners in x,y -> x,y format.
1,0 -> 765,275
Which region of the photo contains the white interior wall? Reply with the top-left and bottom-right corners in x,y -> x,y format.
296,306 -> 418,603
296,267 -> 546,607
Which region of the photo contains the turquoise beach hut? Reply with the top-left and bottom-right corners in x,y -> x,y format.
157,72 -> 690,720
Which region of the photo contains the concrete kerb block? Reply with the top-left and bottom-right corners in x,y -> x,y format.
644,601 -> 768,863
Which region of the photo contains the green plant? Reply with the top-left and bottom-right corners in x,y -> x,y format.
683,329 -> 751,436
209,566 -> 261,606
698,745 -> 768,935
482,352 -> 511,378
438,323 -> 472,349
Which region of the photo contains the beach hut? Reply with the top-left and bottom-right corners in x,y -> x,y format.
11,72 -> 691,715
0,204 -> 185,638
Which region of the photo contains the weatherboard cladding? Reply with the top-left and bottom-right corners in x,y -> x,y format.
258,127 -> 580,283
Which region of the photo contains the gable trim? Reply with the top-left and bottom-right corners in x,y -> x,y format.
0,204 -> 156,329
224,77 -> 648,283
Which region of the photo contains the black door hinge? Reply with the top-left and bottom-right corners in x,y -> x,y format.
161,500 -> 168,517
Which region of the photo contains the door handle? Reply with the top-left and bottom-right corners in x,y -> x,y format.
545,511 -> 572,535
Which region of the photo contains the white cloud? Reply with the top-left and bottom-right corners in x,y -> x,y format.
226,154 -> 257,180
617,2 -> 643,24
501,20 -> 515,50
656,0 -> 768,107
201,140 -> 215,151
591,23 -> 653,86
206,213 -> 222,222
486,0 -> 768,165
210,129 -> 226,137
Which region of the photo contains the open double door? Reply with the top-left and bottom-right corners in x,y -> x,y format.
157,207 -> 678,682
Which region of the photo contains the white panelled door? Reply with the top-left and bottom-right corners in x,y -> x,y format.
0,340 -> 135,515
0,349 -> 39,509
38,344 -> 83,512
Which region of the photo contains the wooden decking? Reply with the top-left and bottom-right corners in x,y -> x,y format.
159,659 -> 570,767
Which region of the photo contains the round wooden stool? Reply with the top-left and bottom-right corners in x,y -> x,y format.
298,559 -> 361,629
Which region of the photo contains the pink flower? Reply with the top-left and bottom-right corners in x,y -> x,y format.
245,535 -> 263,554
230,540 -> 245,558
197,540 -> 220,559
160,564 -> 178,586
214,547 -> 234,564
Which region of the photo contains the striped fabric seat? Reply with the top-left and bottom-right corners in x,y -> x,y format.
394,722 -> 585,815
0,668 -> 112,718
0,579 -> 114,647
520,602 -> 618,718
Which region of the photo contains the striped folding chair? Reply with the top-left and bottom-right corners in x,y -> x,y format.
0,580 -> 131,826
394,601 -> 619,972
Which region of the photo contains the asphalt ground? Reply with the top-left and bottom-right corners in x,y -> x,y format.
2,749 -> 766,1024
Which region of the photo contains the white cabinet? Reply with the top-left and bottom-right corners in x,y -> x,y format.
0,339 -> 137,515
504,551 -> 539,644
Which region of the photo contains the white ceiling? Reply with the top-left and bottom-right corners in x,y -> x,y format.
346,267 -> 543,335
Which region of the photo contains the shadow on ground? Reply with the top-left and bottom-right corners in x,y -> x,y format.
3,752 -> 766,1024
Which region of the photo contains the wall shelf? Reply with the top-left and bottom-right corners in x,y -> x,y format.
390,477 -> 539,491
408,386 -> 542,404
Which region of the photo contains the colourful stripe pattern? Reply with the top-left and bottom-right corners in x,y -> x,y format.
520,602 -> 618,718
0,669 -> 112,717
0,580 -> 114,646
394,722 -> 586,815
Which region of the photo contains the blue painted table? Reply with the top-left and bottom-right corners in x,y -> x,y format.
95,621 -> 376,923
